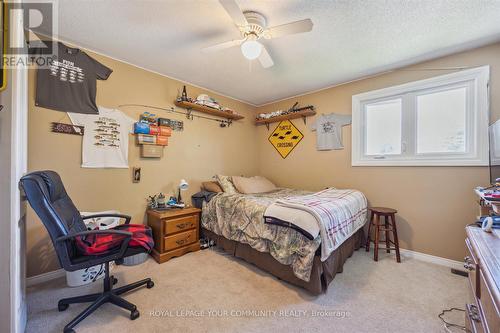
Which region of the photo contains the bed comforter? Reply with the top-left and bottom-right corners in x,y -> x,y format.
201,188 -> 367,282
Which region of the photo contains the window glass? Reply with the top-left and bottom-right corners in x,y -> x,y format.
416,87 -> 467,154
365,99 -> 402,155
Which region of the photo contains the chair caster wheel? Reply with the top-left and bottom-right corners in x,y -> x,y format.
58,303 -> 69,312
130,309 -> 140,320
146,280 -> 154,289
113,277 -> 118,285
63,328 -> 75,333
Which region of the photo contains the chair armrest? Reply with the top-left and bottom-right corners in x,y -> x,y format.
81,213 -> 132,224
56,229 -> 133,259
56,229 -> 132,242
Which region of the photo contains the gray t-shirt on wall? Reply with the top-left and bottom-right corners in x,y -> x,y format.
310,113 -> 352,150
34,42 -> 112,114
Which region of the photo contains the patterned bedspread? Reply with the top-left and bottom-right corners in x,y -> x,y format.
201,188 -> 367,282
275,188 -> 368,261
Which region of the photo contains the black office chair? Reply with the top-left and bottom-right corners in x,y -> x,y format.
20,171 -> 155,333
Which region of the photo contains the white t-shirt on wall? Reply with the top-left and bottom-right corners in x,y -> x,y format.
310,113 -> 352,151
68,106 -> 135,168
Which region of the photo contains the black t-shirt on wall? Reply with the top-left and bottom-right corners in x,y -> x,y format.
34,41 -> 112,114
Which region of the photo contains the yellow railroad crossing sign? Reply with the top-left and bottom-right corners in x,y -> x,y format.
268,120 -> 304,159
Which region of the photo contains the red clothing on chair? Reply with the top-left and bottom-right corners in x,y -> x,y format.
75,224 -> 154,255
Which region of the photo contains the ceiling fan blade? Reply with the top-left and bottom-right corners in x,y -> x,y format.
202,39 -> 244,53
219,0 -> 248,27
258,46 -> 274,68
265,19 -> 313,39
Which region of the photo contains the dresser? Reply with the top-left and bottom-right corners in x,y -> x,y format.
464,226 -> 500,333
147,207 -> 201,263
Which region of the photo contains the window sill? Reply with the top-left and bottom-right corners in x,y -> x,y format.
352,159 -> 489,167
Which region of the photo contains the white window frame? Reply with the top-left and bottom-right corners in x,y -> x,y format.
352,66 -> 490,166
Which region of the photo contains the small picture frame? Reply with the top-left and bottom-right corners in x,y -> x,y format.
132,167 -> 141,183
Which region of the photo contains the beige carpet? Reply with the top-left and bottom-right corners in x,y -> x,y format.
26,249 -> 467,333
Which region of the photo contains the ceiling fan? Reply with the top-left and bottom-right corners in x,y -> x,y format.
202,0 -> 314,68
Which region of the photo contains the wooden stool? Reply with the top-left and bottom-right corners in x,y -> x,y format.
365,207 -> 401,263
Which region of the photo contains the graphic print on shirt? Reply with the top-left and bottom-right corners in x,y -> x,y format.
93,117 -> 121,148
49,59 -> 85,83
322,121 -> 336,134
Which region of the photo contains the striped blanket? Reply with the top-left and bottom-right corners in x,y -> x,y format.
273,188 -> 368,261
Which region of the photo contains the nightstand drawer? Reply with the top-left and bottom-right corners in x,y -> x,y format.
164,229 -> 196,251
165,215 -> 197,234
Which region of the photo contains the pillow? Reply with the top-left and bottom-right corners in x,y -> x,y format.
215,175 -> 238,194
202,181 -> 223,193
232,176 -> 276,194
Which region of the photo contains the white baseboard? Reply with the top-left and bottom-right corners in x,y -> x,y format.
399,248 -> 464,272
26,269 -> 65,287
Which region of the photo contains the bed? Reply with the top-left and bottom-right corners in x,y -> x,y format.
200,188 -> 368,295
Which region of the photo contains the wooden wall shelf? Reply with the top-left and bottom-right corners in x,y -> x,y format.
255,109 -> 316,127
174,101 -> 244,121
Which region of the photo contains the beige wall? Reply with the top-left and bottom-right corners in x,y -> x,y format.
27,48 -> 258,277
28,42 -> 500,277
256,42 -> 500,262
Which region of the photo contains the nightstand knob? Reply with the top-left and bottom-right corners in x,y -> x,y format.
177,223 -> 187,229
464,262 -> 475,271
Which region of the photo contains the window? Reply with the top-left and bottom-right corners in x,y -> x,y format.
352,66 -> 489,166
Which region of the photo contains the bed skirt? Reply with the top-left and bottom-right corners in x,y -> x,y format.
202,228 -> 365,295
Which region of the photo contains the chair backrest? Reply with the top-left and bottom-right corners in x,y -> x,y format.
20,170 -> 87,269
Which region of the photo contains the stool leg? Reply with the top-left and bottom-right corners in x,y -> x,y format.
385,215 -> 390,253
390,213 -> 401,263
373,214 -> 380,261
365,211 -> 374,252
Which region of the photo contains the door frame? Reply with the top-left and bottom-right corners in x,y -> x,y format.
3,4 -> 28,333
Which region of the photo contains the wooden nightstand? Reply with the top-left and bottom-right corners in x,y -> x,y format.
147,207 -> 201,263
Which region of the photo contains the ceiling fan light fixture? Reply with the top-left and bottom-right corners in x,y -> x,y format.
205,1 -> 313,68
240,39 -> 262,60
